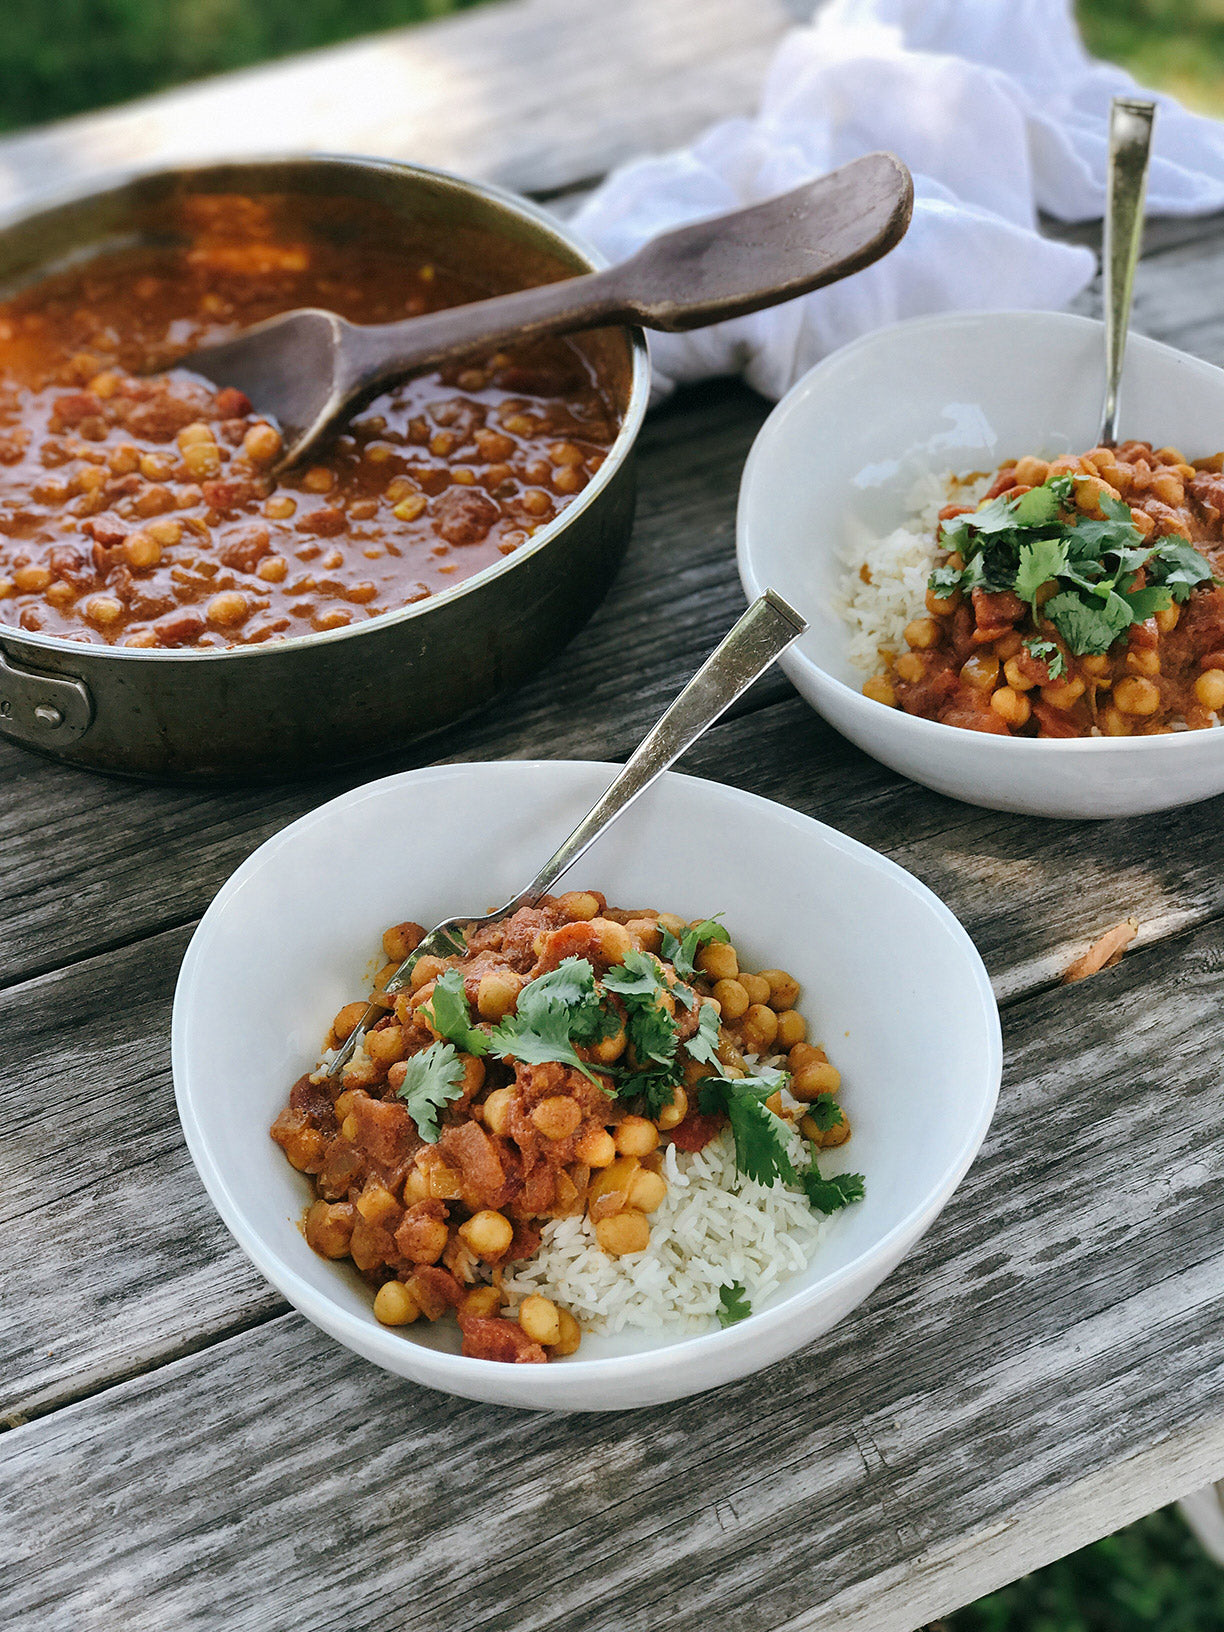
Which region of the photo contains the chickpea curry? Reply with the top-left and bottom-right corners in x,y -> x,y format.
270,891 -> 862,1363
0,194 -> 617,649
863,443 -> 1224,737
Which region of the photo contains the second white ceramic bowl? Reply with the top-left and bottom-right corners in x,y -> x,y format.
173,761 -> 1000,1411
738,310 -> 1224,818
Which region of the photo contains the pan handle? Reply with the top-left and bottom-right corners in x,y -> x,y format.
0,646 -> 94,748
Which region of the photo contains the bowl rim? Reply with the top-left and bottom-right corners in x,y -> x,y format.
172,758 -> 1002,1394
737,306 -> 1224,755
0,151 -> 651,667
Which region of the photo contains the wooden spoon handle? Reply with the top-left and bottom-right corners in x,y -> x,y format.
342,152 -> 912,396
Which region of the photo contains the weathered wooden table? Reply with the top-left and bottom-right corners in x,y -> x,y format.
4,2 -> 1224,1627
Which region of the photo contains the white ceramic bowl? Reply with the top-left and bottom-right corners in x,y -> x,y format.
173,761 -> 1000,1411
738,309 -> 1224,819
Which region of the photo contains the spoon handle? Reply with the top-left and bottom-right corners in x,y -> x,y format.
341,154 -> 912,397
509,590 -> 806,909
1098,97 -> 1156,447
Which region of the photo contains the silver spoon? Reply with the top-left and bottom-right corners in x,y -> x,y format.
325,589 -> 806,1079
1097,97 -> 1156,446
177,153 -> 912,471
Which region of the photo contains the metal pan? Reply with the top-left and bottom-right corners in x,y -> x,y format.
0,156 -> 649,780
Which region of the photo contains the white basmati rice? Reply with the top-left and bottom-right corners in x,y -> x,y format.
501,1127 -> 835,1336
836,470 -> 990,673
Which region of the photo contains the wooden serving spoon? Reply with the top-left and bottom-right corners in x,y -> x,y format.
178,151 -> 912,470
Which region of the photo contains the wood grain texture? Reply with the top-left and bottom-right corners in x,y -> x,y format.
4,916 -> 1224,1632
0,0 -> 791,215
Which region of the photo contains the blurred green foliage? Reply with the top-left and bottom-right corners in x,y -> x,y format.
941,1507 -> 1224,1631
0,0 -> 483,132
1078,0 -> 1224,114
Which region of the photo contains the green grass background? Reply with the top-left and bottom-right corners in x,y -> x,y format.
3,0 -> 1224,1626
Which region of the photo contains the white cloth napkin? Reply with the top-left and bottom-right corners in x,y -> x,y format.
572,0 -> 1224,401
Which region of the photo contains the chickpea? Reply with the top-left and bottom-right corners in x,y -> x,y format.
904,617 -> 940,650
557,889 -> 601,921
531,1096 -> 583,1141
177,422 -> 214,449
696,940 -> 738,982
738,973 -> 771,1006
1195,669 -> 1224,711
774,1010 -> 807,1049
759,969 -> 801,1010
655,1085 -> 688,1131
122,530 -> 162,571
740,1003 -> 779,1053
1041,678 -> 1085,711
373,1281 -> 420,1326
304,1199 -> 355,1259
459,1285 -> 501,1320
303,465 -> 335,493
264,495 -> 297,520
1125,647 -> 1161,678
862,674 -> 897,707
791,1060 -> 842,1101
458,1209 -> 514,1260
1100,706 -> 1132,737
627,1169 -> 667,1213
411,954 -> 448,990
1012,455 -> 1049,486
356,1179 -> 400,1226
614,1116 -> 659,1157
990,687 -> 1031,728
206,590 -> 249,629
477,968 -> 522,1020
1155,603 -> 1181,635
1002,657 -> 1035,692
895,650 -> 927,684
712,978 -> 749,1020
589,1023 -> 627,1064
800,1111 -> 852,1149
182,441 -> 222,480
382,921 -> 423,962
656,913 -> 687,937
393,494 -> 428,522
574,1125 -> 616,1167
1151,472 -> 1185,507
366,1024 -> 406,1069
549,1307 -> 582,1357
1112,675 -> 1161,717
624,917 -> 662,953
925,587 -> 960,617
518,1294 -> 562,1346
787,1042 -> 826,1073
84,594 -> 124,625
239,422 -> 281,464
481,1087 -> 516,1137
594,1209 -> 651,1256
331,1000 -> 368,1044
1079,653 -> 1112,680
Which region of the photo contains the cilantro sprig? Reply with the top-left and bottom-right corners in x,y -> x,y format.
698,1067 -> 796,1187
421,967 -> 489,1057
932,473 -> 1215,658
659,918 -> 728,981
395,1041 -> 466,1142
802,1168 -> 866,1215
487,958 -> 613,1086
605,951 -> 683,1113
717,1282 -> 752,1327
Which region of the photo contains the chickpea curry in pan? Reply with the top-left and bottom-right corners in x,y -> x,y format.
863,443 -> 1224,737
271,891 -> 863,1364
0,194 -> 617,650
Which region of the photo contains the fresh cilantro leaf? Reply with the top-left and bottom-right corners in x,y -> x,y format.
802,1167 -> 866,1215
1122,584 -> 1174,623
928,563 -> 964,598
1023,638 -> 1067,680
421,967 -> 488,1057
684,1002 -> 722,1067
394,1042 -> 466,1142
1148,538 -> 1215,601
602,950 -> 667,999
1043,589 -> 1133,655
717,1282 -> 752,1327
802,1093 -> 846,1133
1012,479 -> 1068,526
488,958 -> 607,1085
1014,537 -> 1068,608
659,918 -> 729,980
698,1071 -> 796,1186
617,1070 -> 677,1116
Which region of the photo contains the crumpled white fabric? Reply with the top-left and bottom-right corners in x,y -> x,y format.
572,0 -> 1224,401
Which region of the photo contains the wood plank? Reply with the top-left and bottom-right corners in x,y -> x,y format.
5,914 -> 1224,1632
6,680 -> 1224,1419
0,0 -> 791,216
